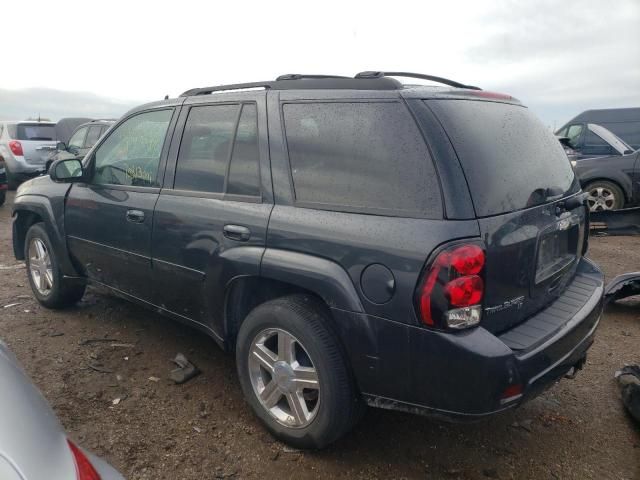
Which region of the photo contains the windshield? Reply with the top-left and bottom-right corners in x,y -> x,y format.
16,123 -> 56,141
587,123 -> 634,155
426,99 -> 579,217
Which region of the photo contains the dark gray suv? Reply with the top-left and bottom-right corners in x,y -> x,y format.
12,72 -> 604,448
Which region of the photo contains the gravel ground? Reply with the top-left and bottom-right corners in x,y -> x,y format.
0,191 -> 638,480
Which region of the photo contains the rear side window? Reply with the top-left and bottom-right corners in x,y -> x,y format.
16,124 -> 55,141
174,104 -> 240,193
283,102 -> 441,217
426,100 -> 577,217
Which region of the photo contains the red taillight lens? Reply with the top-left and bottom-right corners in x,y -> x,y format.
445,275 -> 483,306
450,244 -> 484,275
8,140 -> 23,156
67,439 -> 102,480
416,242 -> 485,330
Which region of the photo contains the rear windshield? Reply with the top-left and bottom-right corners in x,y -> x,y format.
16,123 -> 56,141
426,100 -> 578,217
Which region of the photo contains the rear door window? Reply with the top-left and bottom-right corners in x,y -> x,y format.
426,100 -> 577,217
227,104 -> 260,197
16,124 -> 56,141
282,102 -> 442,217
174,104 -> 240,193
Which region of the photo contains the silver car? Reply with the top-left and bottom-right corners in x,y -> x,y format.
0,339 -> 124,480
0,121 -> 57,188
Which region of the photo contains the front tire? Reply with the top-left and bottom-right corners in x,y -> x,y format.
585,180 -> 624,212
24,223 -> 85,309
236,294 -> 363,449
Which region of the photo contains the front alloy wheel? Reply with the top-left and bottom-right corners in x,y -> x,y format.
29,238 -> 54,295
587,186 -> 617,212
249,328 -> 320,428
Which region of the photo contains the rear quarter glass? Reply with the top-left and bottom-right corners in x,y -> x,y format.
426,100 -> 578,217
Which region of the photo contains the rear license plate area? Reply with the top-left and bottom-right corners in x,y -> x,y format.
535,217 -> 581,285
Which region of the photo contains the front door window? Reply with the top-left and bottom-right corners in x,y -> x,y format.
92,109 -> 173,187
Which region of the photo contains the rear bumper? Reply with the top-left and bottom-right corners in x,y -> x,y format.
333,257 -> 603,419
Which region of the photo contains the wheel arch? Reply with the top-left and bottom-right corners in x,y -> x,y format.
12,197 -> 81,277
224,249 -> 364,349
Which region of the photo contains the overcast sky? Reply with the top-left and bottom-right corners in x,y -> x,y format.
1,0 -> 638,127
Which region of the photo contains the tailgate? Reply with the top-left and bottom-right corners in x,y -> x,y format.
478,198 -> 587,333
15,123 -> 57,165
424,98 -> 585,333
22,140 -> 57,165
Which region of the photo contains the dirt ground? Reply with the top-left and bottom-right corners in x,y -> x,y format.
0,190 -> 638,480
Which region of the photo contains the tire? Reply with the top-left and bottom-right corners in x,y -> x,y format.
24,223 -> 86,309
585,180 -> 624,212
0,190 -> 5,207
5,165 -> 18,190
236,294 -> 363,449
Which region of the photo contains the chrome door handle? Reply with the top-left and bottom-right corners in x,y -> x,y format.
126,209 -> 145,223
223,224 -> 251,241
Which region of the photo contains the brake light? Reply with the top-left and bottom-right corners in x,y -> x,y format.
416,242 -> 485,330
67,439 -> 102,480
8,140 -> 23,156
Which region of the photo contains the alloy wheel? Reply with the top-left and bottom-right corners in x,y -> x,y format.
29,238 -> 54,295
587,186 -> 616,212
248,328 -> 320,428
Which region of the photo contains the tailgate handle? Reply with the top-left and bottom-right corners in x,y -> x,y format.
126,209 -> 145,223
223,224 -> 251,241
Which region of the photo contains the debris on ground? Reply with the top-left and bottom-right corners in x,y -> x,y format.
79,338 -> 119,346
88,363 -> 114,374
3,302 -> 21,309
509,419 -> 533,432
148,376 -> 160,382
615,365 -> 640,422
110,343 -> 136,348
169,353 -> 200,384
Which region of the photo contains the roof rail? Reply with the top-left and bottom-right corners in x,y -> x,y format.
179,81 -> 274,97
355,71 -> 481,90
276,74 -> 351,81
179,71 -> 477,97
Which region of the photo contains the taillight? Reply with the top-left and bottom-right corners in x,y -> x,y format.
9,140 -> 23,156
67,439 -> 102,480
416,242 -> 485,330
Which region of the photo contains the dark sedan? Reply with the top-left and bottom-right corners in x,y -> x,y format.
572,124 -> 639,212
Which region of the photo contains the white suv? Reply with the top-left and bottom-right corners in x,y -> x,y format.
0,121 -> 56,188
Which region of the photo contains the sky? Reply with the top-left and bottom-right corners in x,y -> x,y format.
1,0 -> 638,128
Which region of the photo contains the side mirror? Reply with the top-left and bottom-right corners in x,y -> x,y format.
49,158 -> 84,183
56,141 -> 67,151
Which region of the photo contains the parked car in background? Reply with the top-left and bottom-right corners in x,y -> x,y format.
0,338 -> 124,479
54,118 -> 92,147
0,156 -> 6,206
13,72 -> 603,449
47,120 -> 114,168
571,124 -> 639,212
0,121 -> 57,188
557,136 -> 579,162
556,107 -> 640,156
